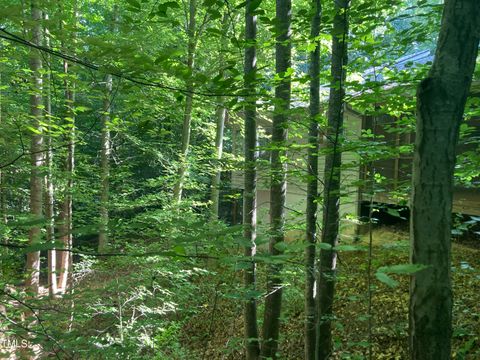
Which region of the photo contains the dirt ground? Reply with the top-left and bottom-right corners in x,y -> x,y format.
183,226 -> 480,359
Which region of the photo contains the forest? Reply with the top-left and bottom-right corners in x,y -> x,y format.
0,0 -> 479,359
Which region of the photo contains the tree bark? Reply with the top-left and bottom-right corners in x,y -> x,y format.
210,14 -> 229,220
57,5 -> 76,292
261,0 -> 291,358
316,1 -> 348,359
210,103 -> 226,218
98,6 -> 117,253
43,13 -> 57,297
0,72 -> 6,225
98,73 -> 112,253
243,1 -> 260,358
305,0 -> 322,359
25,0 -> 43,296
173,0 -> 197,203
409,1 -> 479,359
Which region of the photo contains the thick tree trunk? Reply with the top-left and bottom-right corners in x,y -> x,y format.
305,0 -> 321,359
173,0 -> 197,203
43,14 -> 57,297
25,0 -> 43,296
98,73 -> 112,253
409,1 -> 479,359
316,1 -> 348,359
243,1 -> 260,358
261,0 -> 291,358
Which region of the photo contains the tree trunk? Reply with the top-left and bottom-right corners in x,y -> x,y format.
210,103 -> 226,218
173,0 -> 197,203
243,1 -> 260,358
0,73 -> 6,224
43,13 -> 57,297
305,0 -> 321,359
261,0 -> 291,358
210,14 -> 229,220
409,1 -> 479,359
98,73 -> 112,253
98,6 -> 117,253
25,0 -> 43,296
316,1 -> 348,359
57,7 -> 76,292
0,171 -> 5,224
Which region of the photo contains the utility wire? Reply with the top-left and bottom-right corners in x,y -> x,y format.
0,27 -> 251,98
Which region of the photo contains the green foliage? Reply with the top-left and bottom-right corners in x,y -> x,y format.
375,263 -> 430,288
0,0 -> 478,358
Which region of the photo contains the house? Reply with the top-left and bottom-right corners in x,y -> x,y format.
229,105 -> 363,238
228,51 -> 480,237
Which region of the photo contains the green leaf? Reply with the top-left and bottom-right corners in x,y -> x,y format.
386,208 -> 406,219
74,106 -> 90,112
173,245 -> 186,255
126,0 -> 141,9
378,264 -> 430,275
245,289 -> 263,299
157,1 -> 180,16
375,272 -> 398,288
317,243 -> 332,250
27,126 -> 42,134
204,0 -> 219,7
334,244 -> 366,252
155,48 -> 182,64
235,1 -> 246,9
273,242 -> 288,252
251,0 -> 262,11
234,261 -> 253,271
161,1 -> 180,9
206,8 -> 222,20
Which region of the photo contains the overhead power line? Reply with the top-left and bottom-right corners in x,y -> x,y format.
0,27 -> 248,98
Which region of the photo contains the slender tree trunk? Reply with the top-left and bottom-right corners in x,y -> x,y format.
46,140 -> 57,297
173,0 -> 197,203
58,6 -> 76,292
210,14 -> 229,220
305,0 -> 322,358
57,67 -> 74,292
243,1 -> 260,358
25,0 -> 43,296
316,1 -> 348,359
0,172 -> 5,224
98,6 -> 117,253
43,14 -> 57,297
0,72 -> 2,222
409,1 -> 479,359
210,104 -> 226,217
261,0 -> 291,358
98,73 -> 112,253
0,73 -> 6,225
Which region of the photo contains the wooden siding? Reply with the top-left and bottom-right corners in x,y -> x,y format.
361,115 -> 480,215
231,107 -> 363,226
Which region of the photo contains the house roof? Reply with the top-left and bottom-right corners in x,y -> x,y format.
363,49 -> 434,82
362,49 -> 479,96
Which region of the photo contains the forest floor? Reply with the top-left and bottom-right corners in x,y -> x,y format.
4,226 -> 477,359
182,226 -> 480,360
